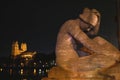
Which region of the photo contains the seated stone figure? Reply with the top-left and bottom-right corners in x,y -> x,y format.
42,8 -> 120,80
56,8 -> 120,72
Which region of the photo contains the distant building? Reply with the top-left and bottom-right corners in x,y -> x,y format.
11,41 -> 27,56
11,41 -> 36,59
0,41 -> 56,79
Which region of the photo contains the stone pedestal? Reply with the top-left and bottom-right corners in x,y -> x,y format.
42,65 -> 120,80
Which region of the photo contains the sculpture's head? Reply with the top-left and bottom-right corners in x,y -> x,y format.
79,8 -> 101,36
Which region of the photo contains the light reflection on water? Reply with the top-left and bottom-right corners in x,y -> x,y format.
0,68 -> 48,80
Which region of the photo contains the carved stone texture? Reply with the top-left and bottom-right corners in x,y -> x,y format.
42,8 -> 120,80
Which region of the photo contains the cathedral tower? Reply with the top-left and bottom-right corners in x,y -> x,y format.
20,43 -> 27,52
11,41 -> 28,56
11,41 -> 20,56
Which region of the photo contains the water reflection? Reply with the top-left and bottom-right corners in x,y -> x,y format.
0,68 -> 48,80
33,69 -> 37,75
0,53 -> 56,80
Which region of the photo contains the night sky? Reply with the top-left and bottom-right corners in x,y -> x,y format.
0,0 -> 119,57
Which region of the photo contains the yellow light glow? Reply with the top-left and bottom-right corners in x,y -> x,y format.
20,69 -> 23,75
46,69 -> 49,72
33,69 -> 37,74
20,62 -> 24,67
39,69 -> 41,74
34,62 -> 36,65
0,68 -> 2,72
22,54 -> 33,58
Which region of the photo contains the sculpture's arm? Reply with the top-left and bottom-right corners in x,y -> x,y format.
66,20 -> 101,53
67,20 -> 120,61
80,47 -> 95,55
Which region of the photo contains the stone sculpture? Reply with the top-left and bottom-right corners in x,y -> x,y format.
42,8 -> 120,80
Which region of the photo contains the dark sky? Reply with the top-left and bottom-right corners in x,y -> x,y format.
0,0 -> 119,57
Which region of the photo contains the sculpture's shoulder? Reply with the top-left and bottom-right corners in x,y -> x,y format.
63,18 -> 79,26
60,19 -> 80,31
57,18 -> 80,35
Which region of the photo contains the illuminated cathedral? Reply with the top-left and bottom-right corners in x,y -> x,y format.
11,41 -> 36,59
